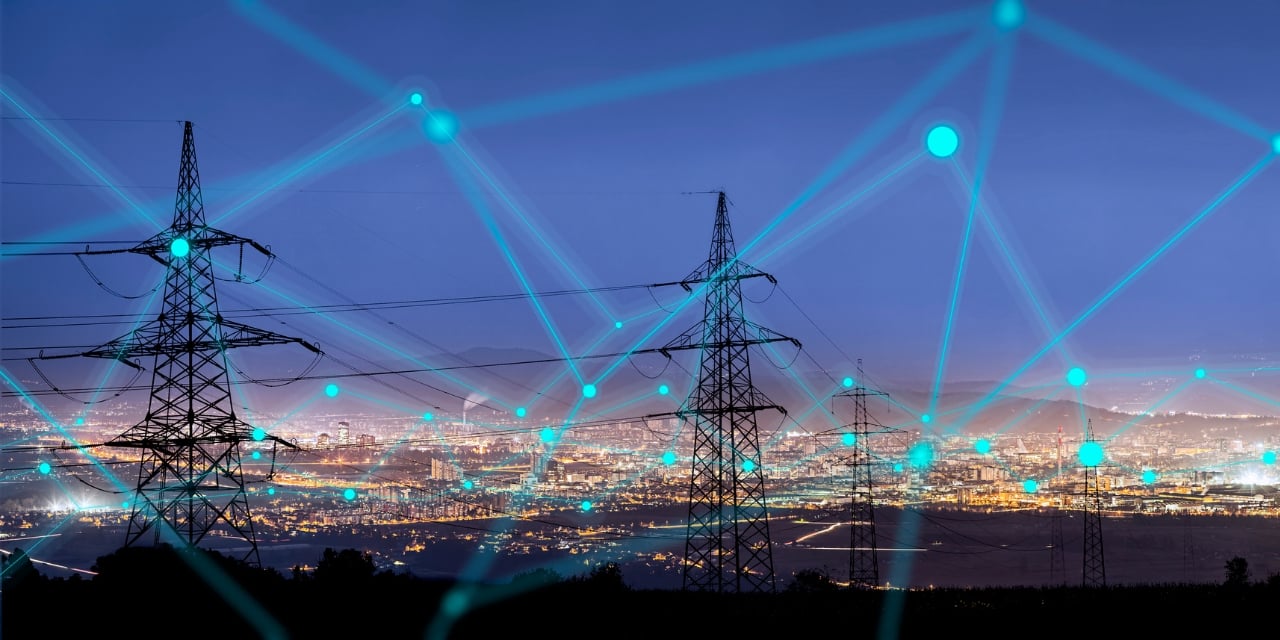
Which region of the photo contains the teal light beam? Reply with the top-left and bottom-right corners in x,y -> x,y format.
0,85 -> 163,231
941,150 -> 1276,435
209,103 -> 408,226
1105,378 -> 1195,441
929,31 -> 1018,418
593,32 -> 992,387
1026,13 -> 1273,142
435,146 -> 586,386
460,7 -> 986,128
1208,377 -> 1280,411
228,0 -> 394,98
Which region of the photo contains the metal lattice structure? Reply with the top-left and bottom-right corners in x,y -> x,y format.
61,122 -> 319,564
837,359 -> 886,589
1082,418 -> 1106,587
659,191 -> 797,593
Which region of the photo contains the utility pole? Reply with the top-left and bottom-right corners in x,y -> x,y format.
836,359 -> 887,588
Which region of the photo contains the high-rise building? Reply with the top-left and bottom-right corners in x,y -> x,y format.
317,433 -> 331,448
356,433 -> 376,448
337,422 -> 350,447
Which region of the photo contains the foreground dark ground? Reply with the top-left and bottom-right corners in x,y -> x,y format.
3,545 -> 1278,639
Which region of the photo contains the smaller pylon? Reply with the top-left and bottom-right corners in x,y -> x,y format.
1082,418 -> 1106,587
836,359 -> 888,589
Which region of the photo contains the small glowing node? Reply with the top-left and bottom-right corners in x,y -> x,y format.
921,414 -> 932,424
324,383 -> 339,397
1067,367 -> 1087,386
251,427 -> 266,441
662,450 -> 677,465
842,377 -> 854,388
1078,441 -> 1104,467
1142,469 -> 1157,484
463,479 -> 474,490
614,321 -> 623,329
926,125 -> 959,158
423,412 -> 434,421
658,384 -> 670,395
908,442 -> 934,468
743,459 -> 757,473
38,461 -> 51,475
582,384 -> 597,398
267,487 -> 276,496
1272,134 -> 1280,155
540,427 -> 555,443
975,438 -> 991,454
1023,478 -> 1039,494
170,237 -> 190,258
424,110 -> 459,143
122,501 -> 130,509
1263,451 -> 1277,465
515,407 -> 527,418
1194,368 -> 1206,379
251,451 -> 262,460
581,500 -> 593,512
409,92 -> 423,106
343,488 -> 357,501
842,433 -> 856,447
993,0 -> 1025,30
74,417 -> 85,426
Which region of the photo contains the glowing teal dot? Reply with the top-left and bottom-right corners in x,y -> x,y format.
658,384 -> 670,395
921,414 -> 932,424
975,438 -> 991,454
614,321 -> 623,329
742,459 -> 756,473
1066,367 -> 1087,386
423,412 -> 434,421
1142,469 -> 1157,484
581,500 -> 593,512
582,384 -> 597,398
1078,441 -> 1104,467
926,125 -> 959,158
37,461 -> 51,475
662,450 -> 677,466
1194,368 -> 1206,379
893,463 -> 904,473
251,450 -> 262,460
1023,478 -> 1039,494
324,383 -> 339,397
842,432 -> 856,447
442,590 -> 469,616
842,377 -> 853,388
409,92 -> 423,105
122,501 -> 130,509
343,488 -> 356,501
993,0 -> 1024,30
170,237 -> 190,258
251,427 -> 266,441
1263,451 -> 1277,465
909,442 -> 934,468
515,407 -> 527,418
1272,134 -> 1280,155
267,487 -> 275,496
74,417 -> 84,426
424,110 -> 459,143
462,479 -> 474,490
540,427 -> 555,443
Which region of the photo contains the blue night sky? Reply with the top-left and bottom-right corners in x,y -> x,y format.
2,0 -> 1278,418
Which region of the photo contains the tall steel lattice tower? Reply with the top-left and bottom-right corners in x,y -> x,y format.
837,359 -> 886,588
659,191 -> 797,593
65,122 -> 319,564
1082,418 -> 1106,587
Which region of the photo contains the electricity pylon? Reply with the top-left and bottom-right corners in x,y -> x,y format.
836,359 -> 887,589
1082,418 -> 1106,587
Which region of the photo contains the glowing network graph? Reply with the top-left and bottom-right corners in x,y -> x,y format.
2,0 -> 1279,637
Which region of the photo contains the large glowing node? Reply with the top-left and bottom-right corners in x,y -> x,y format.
1194,368 -> 1206,379
921,414 -> 932,424
658,384 -> 670,395
1263,451 -> 1277,465
463,479 -> 474,490
122,501 -> 130,509
409,92 -> 423,105
170,237 -> 190,258
1142,469 -> 1157,484
423,412 -> 434,421
324,383 -> 339,397
74,417 -> 85,426
540,427 -> 555,443
926,125 -> 959,158
975,438 -> 991,454
1023,478 -> 1039,493
515,407 -> 527,418
662,450 -> 677,465
993,0 -> 1025,30
842,433 -> 856,447
581,500 -> 593,512
38,461 -> 51,475
251,427 -> 266,441
908,442 -> 934,468
1078,441 -> 1104,467
343,488 -> 357,501
1272,133 -> 1280,155
582,384 -> 597,398
424,110 -> 459,143
1067,367 -> 1087,386
251,451 -> 262,460
743,459 -> 757,473
842,377 -> 854,388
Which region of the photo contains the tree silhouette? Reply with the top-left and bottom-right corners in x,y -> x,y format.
1223,556 -> 1251,589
